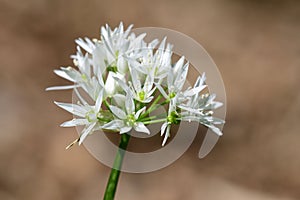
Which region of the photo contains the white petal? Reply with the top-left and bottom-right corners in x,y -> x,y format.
144,74 -> 154,93
74,88 -> 88,106
75,38 -> 94,54
120,126 -> 132,134
113,76 -> 131,95
117,55 -> 128,74
135,107 -> 146,119
211,102 -> 223,110
129,67 -> 141,91
207,124 -> 223,136
174,62 -> 189,91
92,47 -> 106,78
125,95 -> 135,114
55,67 -> 81,83
102,119 -> 124,130
46,85 -> 79,91
104,72 -> 117,97
155,83 -> 169,99
173,56 -> 185,74
141,96 -> 154,103
54,101 -> 87,117
162,125 -> 170,146
183,85 -> 206,97
148,39 -> 159,48
95,90 -> 103,112
113,94 -> 126,107
158,37 -> 167,52
160,122 -> 168,136
79,122 -> 96,145
134,122 -> 150,134
109,106 -> 127,119
178,105 -> 198,114
54,69 -> 75,82
124,23 -> 133,38
61,119 -> 89,127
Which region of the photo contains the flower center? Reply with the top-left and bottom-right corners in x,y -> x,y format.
169,92 -> 176,99
86,110 -> 97,122
167,111 -> 180,124
81,74 -> 88,82
107,64 -> 118,73
138,91 -> 145,101
126,114 -> 136,126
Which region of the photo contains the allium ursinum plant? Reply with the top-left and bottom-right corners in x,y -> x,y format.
47,22 -> 224,200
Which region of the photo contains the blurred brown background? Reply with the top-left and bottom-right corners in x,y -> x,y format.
0,0 -> 300,199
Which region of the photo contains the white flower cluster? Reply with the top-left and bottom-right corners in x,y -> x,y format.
47,22 -> 225,147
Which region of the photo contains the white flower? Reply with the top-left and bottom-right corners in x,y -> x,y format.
178,74 -> 224,136
55,89 -> 105,146
160,73 -> 223,145
114,67 -> 156,103
156,56 -> 206,104
98,22 -> 146,75
102,95 -> 150,134
160,98 -> 179,146
130,37 -> 172,79
46,66 -> 103,101
156,56 -> 188,100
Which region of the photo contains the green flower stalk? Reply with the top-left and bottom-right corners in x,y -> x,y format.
103,133 -> 130,200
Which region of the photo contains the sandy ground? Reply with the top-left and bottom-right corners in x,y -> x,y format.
0,0 -> 300,199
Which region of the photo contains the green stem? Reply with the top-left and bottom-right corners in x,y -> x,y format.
103,133 -> 131,200
104,100 -> 112,113
143,118 -> 166,125
140,94 -> 163,119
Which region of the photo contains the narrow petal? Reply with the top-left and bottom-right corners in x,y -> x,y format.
135,107 -> 146,119
113,94 -> 126,107
95,90 -> 104,112
173,56 -> 185,76
125,95 -> 135,114
60,119 -> 89,127
160,122 -> 168,136
46,85 -> 79,91
134,122 -> 150,134
79,122 -> 96,145
162,125 -> 170,146
113,76 -> 131,95
129,67 -> 141,91
183,85 -> 206,97
207,124 -> 223,136
109,106 -> 127,119
75,38 -> 94,54
104,72 -> 117,97
54,69 -> 75,82
120,126 -> 132,134
74,88 -> 88,106
155,83 -> 169,99
55,67 -> 81,83
54,102 -> 87,117
175,62 -> 189,91
102,119 -> 124,130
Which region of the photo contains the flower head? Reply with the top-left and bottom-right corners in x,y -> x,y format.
47,22 -> 225,147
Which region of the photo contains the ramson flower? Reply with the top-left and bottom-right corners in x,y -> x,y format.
55,90 -> 105,146
130,37 -> 172,79
178,74 -> 225,136
159,73 -> 224,145
114,67 -> 156,103
102,95 -> 150,134
160,98 -> 180,146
